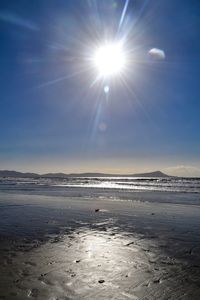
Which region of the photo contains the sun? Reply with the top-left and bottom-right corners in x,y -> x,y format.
93,42 -> 126,78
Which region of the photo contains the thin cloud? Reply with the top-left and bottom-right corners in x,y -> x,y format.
0,11 -> 39,31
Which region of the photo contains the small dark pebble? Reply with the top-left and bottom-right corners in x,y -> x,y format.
153,279 -> 160,284
95,209 -> 100,212
98,279 -> 105,284
126,242 -> 134,246
75,260 -> 81,263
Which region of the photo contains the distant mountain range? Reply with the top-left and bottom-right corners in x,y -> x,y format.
0,170 -> 171,178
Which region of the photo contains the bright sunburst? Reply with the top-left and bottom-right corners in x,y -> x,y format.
93,42 -> 126,78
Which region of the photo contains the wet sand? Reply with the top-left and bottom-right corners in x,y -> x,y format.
0,192 -> 200,299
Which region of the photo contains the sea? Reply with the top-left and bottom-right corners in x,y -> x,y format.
0,176 -> 199,194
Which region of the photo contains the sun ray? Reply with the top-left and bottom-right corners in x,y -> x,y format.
118,0 -> 130,31
35,68 -> 87,90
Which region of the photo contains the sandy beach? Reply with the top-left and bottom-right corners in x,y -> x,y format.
1,0 -> 200,298
0,189 -> 200,300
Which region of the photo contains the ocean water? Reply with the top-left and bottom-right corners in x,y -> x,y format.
0,176 -> 200,194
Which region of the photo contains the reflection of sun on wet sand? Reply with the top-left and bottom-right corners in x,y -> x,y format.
0,193 -> 200,299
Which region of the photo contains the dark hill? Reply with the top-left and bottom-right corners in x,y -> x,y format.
0,170 -> 171,178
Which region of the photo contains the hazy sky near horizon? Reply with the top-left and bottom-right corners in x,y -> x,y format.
0,0 -> 200,176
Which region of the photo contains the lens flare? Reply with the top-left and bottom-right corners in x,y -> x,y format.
104,85 -> 110,94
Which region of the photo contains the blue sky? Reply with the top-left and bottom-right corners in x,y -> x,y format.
0,0 -> 200,176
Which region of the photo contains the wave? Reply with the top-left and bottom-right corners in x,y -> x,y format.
0,176 -> 200,194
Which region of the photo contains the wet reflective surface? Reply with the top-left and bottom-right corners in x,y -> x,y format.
0,192 -> 200,299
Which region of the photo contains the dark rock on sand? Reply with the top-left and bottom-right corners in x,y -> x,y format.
98,279 -> 105,284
